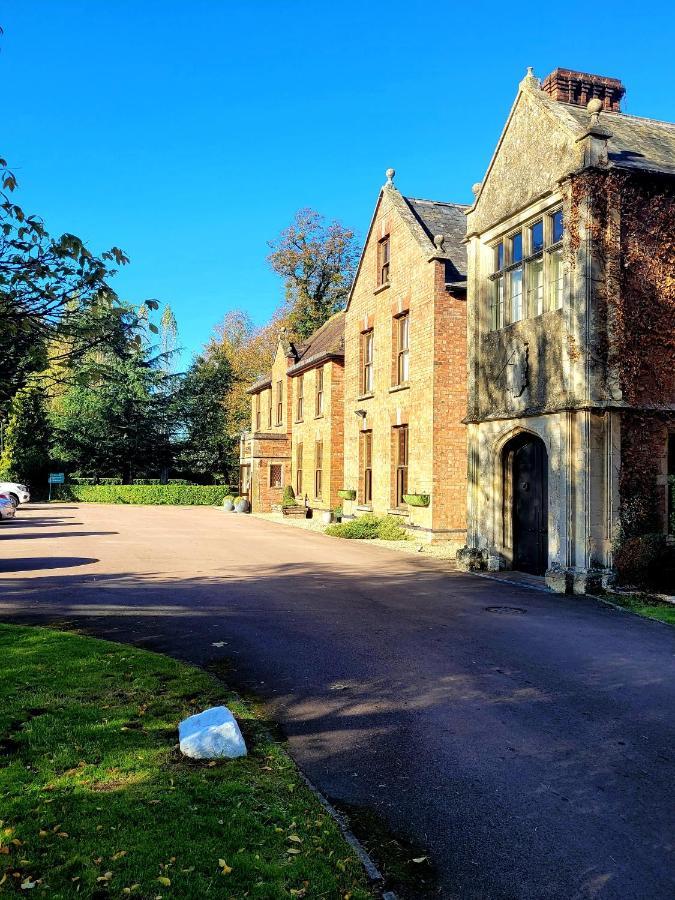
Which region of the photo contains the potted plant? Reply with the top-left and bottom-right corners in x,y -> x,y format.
333,504 -> 343,523
337,489 -> 356,501
320,509 -> 333,525
222,496 -> 235,511
282,485 -> 297,509
402,493 -> 430,507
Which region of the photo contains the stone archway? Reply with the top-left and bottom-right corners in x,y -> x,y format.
502,432 -> 548,575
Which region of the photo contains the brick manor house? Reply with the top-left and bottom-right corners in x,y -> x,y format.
241,66 -> 675,592
240,313 -> 345,515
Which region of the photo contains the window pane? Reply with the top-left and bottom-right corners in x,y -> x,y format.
510,267 -> 523,322
492,276 -> 505,329
495,242 -> 504,272
526,256 -> 544,316
551,210 -> 563,243
511,232 -> 522,264
399,315 -> 409,350
399,350 -> 409,383
530,220 -> 544,253
549,247 -> 564,309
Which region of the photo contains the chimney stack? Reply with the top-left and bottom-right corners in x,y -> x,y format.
541,68 -> 625,112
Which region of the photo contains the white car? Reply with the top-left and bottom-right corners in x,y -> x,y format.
0,482 -> 30,506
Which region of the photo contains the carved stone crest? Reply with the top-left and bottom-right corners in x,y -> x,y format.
506,342 -> 529,398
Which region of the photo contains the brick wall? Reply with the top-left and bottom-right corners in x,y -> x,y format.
290,360 -> 344,512
343,188 -> 467,543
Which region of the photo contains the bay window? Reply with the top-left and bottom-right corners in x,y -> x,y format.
489,208 -> 564,328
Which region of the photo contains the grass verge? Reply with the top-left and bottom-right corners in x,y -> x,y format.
0,624 -> 371,898
600,591 -> 675,625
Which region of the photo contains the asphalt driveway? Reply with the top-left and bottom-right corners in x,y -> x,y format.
0,504 -> 673,900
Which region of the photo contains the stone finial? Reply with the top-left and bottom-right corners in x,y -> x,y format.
471,182 -> 482,197
519,66 -> 539,91
385,167 -> 395,186
587,97 -> 603,126
434,234 -> 445,251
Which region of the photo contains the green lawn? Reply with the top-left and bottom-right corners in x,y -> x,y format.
0,624 -> 371,898
602,592 -> 675,626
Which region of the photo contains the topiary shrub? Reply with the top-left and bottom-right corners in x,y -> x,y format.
325,514 -> 408,541
337,489 -> 356,501
282,485 -> 297,508
614,533 -> 667,587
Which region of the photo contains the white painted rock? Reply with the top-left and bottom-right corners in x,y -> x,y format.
178,706 -> 247,759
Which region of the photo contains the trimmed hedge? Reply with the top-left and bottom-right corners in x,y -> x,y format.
52,484 -> 232,506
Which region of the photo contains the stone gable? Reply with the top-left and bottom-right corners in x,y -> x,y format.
468,89 -> 578,235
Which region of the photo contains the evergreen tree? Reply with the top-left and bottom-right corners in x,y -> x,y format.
0,380 -> 51,487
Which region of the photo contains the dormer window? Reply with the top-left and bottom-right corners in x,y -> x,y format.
378,236 -> 390,286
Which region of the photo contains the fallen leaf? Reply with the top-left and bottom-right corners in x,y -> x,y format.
287,848 -> 301,855
20,879 -> 36,890
111,850 -> 127,861
218,859 -> 232,875
96,872 -> 113,883
157,876 -> 171,886
412,856 -> 428,863
288,835 -> 303,843
38,831 -> 48,838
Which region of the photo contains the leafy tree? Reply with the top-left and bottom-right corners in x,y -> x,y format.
174,347 -> 233,480
267,208 -> 360,340
0,379 -> 51,487
205,310 -> 279,464
0,157 -> 152,403
51,337 -> 176,484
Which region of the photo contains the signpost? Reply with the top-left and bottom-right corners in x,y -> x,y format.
48,472 -> 65,502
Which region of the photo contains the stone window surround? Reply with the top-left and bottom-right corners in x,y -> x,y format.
488,204 -> 564,329
477,192 -> 564,333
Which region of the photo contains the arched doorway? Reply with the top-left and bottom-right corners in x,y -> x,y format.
503,433 -> 548,575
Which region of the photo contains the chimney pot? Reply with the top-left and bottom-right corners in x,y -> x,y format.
541,68 -> 625,112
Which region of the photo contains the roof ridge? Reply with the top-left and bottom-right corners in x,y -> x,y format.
403,195 -> 470,208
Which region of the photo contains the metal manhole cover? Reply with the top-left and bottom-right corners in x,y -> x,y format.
485,606 -> 527,615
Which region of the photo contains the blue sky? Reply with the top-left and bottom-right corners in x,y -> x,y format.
3,1 -> 674,367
